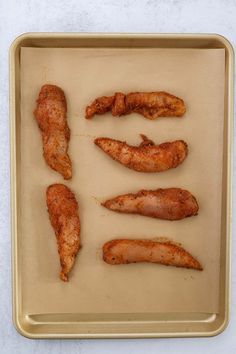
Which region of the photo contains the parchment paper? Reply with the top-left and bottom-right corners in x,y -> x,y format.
20,47 -> 225,314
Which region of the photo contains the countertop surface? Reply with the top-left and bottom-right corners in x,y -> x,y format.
0,1 -> 235,353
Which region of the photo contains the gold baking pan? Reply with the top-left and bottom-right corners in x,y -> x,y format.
10,33 -> 234,338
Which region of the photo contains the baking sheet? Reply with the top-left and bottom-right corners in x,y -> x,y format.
20,47 -> 225,314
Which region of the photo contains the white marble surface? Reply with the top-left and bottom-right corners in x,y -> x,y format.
0,0 -> 235,353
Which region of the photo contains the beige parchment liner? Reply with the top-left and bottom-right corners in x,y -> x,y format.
20,47 -> 225,314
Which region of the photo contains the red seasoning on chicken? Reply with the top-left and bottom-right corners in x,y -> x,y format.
34,84 -> 72,179
86,91 -> 186,120
46,184 -> 80,282
103,239 -> 203,271
102,188 -> 199,221
95,135 -> 188,172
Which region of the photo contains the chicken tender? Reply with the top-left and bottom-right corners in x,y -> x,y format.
102,188 -> 199,220
46,184 -> 80,281
103,239 -> 203,270
34,84 -> 72,179
95,135 -> 188,172
86,91 -> 186,119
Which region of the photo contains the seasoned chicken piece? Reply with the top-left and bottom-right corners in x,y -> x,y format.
125,92 -> 186,119
95,135 -> 188,172
85,95 -> 115,119
102,188 -> 199,220
46,184 -> 80,281
103,239 -> 203,270
34,84 -> 72,179
85,91 -> 186,119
